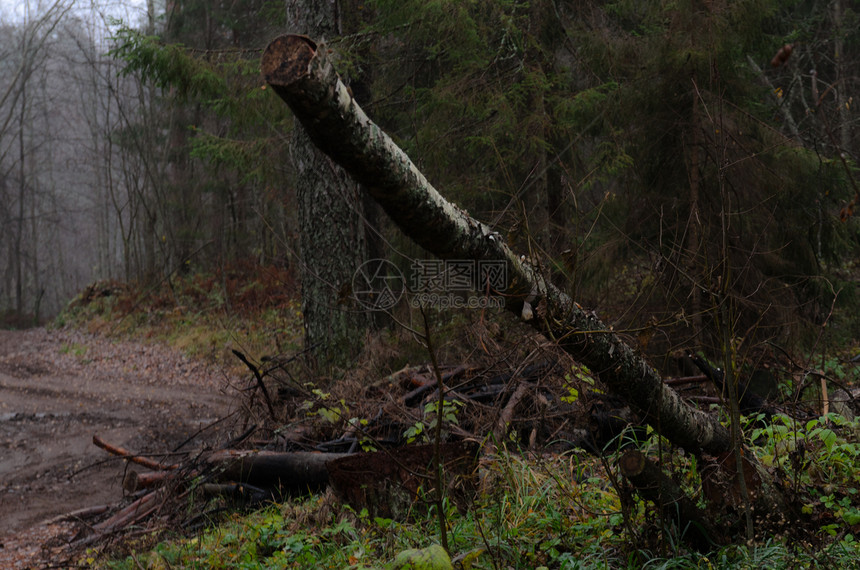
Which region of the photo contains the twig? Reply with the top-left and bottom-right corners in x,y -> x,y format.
663,374 -> 707,386
493,382 -> 532,444
421,308 -> 449,553
232,349 -> 277,421
172,410 -> 240,452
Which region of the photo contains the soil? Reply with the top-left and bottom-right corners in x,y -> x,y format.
0,327 -> 237,567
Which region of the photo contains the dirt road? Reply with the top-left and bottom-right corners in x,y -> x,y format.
0,327 -> 236,546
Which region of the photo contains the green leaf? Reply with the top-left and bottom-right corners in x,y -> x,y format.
561,387 -> 579,404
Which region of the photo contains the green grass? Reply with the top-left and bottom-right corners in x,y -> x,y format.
86,447 -> 860,569
59,342 -> 89,358
54,266 -> 303,373
57,269 -> 860,568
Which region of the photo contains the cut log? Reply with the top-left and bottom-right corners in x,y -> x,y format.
204,449 -> 351,492
619,450 -> 723,551
260,35 -> 731,457
118,449 -> 357,495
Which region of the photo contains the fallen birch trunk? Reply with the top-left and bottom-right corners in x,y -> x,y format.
260,35 -> 730,457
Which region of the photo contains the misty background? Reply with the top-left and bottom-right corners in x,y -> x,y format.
0,1 -> 152,322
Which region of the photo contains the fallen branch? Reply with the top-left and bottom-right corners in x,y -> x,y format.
404,365 -> 468,406
232,349 -> 277,420
663,374 -> 707,386
46,504 -> 112,524
92,490 -> 162,535
93,434 -> 177,471
493,382 -> 531,444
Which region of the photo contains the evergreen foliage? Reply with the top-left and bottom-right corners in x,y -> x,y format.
108,2 -> 294,280
353,0 -> 860,364
110,30 -> 225,101
109,0 -> 860,365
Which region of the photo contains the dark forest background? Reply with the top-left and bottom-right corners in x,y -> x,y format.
2,0 -> 859,373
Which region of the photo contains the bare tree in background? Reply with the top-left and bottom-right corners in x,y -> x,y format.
0,0 -> 153,322
0,1 -> 72,322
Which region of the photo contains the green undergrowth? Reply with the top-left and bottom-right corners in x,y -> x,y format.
750,412 -> 860,528
57,267 -> 860,567
53,265 -> 506,379
54,263 -> 302,371
87,446 -> 860,569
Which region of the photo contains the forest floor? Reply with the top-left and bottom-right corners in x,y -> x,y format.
0,327 -> 236,568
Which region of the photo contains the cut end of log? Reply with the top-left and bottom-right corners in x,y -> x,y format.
262,35 -> 317,86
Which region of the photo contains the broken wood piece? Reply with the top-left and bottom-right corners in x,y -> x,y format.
93,434 -> 177,471
123,469 -> 179,493
92,490 -> 162,534
493,382 -> 532,445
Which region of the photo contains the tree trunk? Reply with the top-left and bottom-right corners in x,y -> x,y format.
286,0 -> 372,369
685,93 -> 703,339
261,33 -> 731,456
14,70 -> 27,317
832,0 -> 852,156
